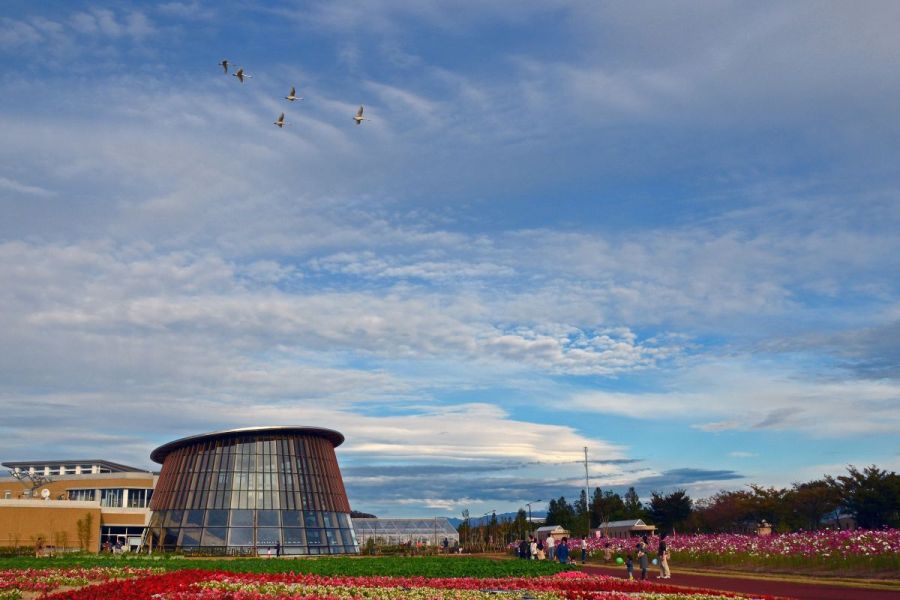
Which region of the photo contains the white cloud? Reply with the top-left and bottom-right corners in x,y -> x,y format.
570,360 -> 900,436
156,2 -> 215,20
1,0 -> 899,514
0,176 -> 55,197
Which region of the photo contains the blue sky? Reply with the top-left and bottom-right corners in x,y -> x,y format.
1,0 -> 899,518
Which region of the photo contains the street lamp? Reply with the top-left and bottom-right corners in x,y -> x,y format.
481,511 -> 496,549
525,499 -> 542,526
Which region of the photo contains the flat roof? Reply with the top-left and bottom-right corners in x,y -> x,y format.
150,426 -> 345,464
2,459 -> 148,473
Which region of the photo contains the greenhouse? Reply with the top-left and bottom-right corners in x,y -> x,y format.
351,517 -> 459,547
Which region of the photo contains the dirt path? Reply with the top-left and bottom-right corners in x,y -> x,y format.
582,564 -> 900,600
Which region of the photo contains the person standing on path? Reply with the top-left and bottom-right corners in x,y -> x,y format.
580,537 -> 588,563
625,553 -> 634,580
529,535 -> 538,560
657,533 -> 671,579
556,536 -> 570,564
546,534 -> 556,561
637,542 -> 649,580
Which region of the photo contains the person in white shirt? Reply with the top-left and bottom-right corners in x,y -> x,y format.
546,534 -> 556,560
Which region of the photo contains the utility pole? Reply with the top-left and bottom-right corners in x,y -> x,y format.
584,446 -> 590,537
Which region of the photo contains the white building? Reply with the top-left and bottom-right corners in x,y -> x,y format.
592,519 -> 657,539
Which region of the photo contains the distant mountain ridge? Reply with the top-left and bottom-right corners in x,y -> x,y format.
447,511 -> 547,528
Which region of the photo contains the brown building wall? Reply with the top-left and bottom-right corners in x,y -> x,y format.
100,512 -> 148,526
0,503 -> 101,551
2,476 -> 154,500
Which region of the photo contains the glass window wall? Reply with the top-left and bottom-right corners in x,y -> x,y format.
68,489 -> 96,502
100,488 -> 123,507
148,432 -> 357,554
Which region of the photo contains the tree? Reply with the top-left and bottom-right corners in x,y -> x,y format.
827,465 -> 900,528
573,490 -> 590,536
589,488 -> 605,528
787,479 -> 841,530
513,508 -> 529,539
545,496 -> 576,531
746,485 -> 791,530
458,509 -> 471,547
687,489 -> 756,533
350,510 -> 377,518
591,487 -> 628,529
649,490 -> 692,533
623,487 -> 644,519
76,512 -> 94,552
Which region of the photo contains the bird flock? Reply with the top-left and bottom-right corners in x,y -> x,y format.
218,59 -> 367,129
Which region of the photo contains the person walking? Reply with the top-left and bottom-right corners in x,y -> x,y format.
603,541 -> 613,563
556,536 -> 570,564
636,542 -> 649,580
625,553 -> 634,580
546,534 -> 556,561
529,535 -> 538,560
580,537 -> 588,563
657,533 -> 671,579
518,538 -> 529,559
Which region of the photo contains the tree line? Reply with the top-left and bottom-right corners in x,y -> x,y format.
539,465 -> 900,536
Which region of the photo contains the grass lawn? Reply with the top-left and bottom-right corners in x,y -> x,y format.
0,554 -> 570,578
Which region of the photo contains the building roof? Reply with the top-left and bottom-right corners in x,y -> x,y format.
535,525 -> 568,533
150,426 -> 345,463
597,519 -> 656,528
351,518 -> 459,535
1,459 -> 148,473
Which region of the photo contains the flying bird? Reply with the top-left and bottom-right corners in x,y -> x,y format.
285,86 -> 303,102
273,112 -> 288,128
218,59 -> 229,74
353,105 -> 367,125
233,67 -> 252,83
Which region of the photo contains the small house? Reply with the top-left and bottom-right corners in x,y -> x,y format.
533,524 -> 569,543
591,519 -> 657,539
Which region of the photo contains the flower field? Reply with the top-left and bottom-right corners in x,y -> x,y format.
549,528 -> 900,573
0,567 -> 161,599
40,570 -> 776,600
0,558 -> 780,600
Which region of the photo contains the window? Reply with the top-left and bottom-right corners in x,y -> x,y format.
201,527 -> 227,546
227,528 -> 253,546
257,510 -> 280,527
3,490 -> 10,500
69,489 -> 96,502
206,510 -> 228,527
183,509 -> 204,527
127,489 -> 153,508
100,488 -> 124,507
231,510 -> 253,527
257,527 -> 280,545
179,528 -> 202,547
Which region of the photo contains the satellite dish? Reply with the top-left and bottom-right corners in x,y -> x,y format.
41,488 -> 51,499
